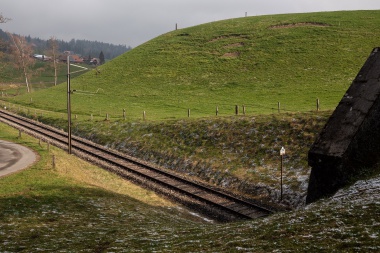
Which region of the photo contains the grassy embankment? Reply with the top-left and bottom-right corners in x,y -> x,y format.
1,121 -> 379,252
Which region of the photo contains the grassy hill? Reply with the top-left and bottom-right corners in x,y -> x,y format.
5,10 -> 380,120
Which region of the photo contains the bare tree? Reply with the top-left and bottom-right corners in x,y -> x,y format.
0,14 -> 10,62
0,13 -> 11,24
7,33 -> 34,93
48,36 -> 59,85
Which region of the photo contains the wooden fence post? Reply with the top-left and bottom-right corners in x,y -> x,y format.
123,109 -> 126,120
235,105 -> 239,115
216,106 -> 219,116
278,102 -> 281,113
243,105 -> 246,115
143,111 -> 146,121
317,98 -> 320,112
52,155 -> 56,169
188,108 -> 190,117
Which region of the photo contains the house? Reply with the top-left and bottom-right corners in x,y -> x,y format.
70,54 -> 84,63
59,53 -> 84,63
33,54 -> 52,61
90,58 -> 100,65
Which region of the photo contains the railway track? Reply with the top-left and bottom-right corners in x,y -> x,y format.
0,109 -> 273,221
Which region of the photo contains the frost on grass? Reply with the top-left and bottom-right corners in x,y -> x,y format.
74,113 -> 327,210
330,177 -> 380,205
1,173 -> 379,252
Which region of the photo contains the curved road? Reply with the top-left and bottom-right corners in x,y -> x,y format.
0,140 -> 37,177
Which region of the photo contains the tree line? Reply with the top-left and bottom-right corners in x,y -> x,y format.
0,28 -> 132,60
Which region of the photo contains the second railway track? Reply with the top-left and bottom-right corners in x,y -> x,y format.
0,109 -> 273,221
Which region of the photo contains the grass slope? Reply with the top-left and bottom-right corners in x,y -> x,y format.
6,10 -> 380,120
55,111 -> 330,207
1,122 -> 379,252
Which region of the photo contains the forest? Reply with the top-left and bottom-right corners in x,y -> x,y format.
0,28 -> 131,60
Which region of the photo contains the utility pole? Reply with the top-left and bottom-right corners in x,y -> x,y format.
67,55 -> 72,154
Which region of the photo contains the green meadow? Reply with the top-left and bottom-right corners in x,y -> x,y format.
4,10 -> 380,120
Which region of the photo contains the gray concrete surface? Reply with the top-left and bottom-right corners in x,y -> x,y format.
0,140 -> 37,177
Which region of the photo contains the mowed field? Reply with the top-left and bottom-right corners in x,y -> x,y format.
4,10 -> 380,120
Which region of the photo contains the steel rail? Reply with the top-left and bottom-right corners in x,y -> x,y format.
0,109 -> 273,220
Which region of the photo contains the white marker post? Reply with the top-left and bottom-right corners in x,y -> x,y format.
280,147 -> 286,201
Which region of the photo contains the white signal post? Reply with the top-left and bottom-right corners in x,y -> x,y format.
280,147 -> 285,201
